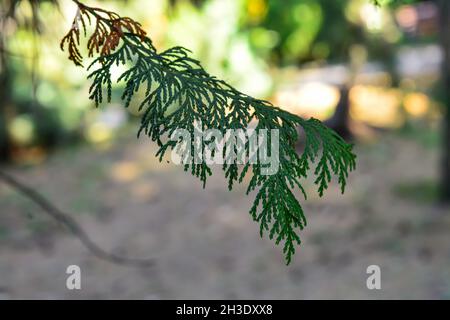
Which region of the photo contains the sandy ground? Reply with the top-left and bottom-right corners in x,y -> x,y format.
1,132 -> 450,299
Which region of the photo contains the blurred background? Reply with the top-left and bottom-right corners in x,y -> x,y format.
1,0 -> 450,299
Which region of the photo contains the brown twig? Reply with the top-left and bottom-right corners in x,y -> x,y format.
62,0 -> 146,66
0,169 -> 154,268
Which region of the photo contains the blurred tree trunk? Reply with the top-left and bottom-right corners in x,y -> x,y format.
0,29 -> 11,161
439,0 -> 450,202
324,45 -> 367,141
324,86 -> 351,140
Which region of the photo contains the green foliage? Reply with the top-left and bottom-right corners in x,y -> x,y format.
370,0 -> 417,7
252,0 -> 323,63
62,1 -> 356,264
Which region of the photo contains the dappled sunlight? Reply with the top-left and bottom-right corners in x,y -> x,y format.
111,161 -> 141,183
130,181 -> 160,202
350,85 -> 403,128
84,107 -> 127,147
274,82 -> 340,120
85,122 -> 114,145
360,3 -> 383,32
404,92 -> 430,118
8,115 -> 35,146
247,0 -> 268,23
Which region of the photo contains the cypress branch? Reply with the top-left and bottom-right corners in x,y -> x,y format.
61,0 -> 356,264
